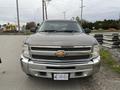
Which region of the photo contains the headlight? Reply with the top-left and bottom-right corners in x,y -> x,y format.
22,44 -> 30,58
92,45 -> 100,58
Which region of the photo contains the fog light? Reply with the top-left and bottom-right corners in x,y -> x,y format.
39,72 -> 47,76
35,73 -> 39,76
83,73 -> 87,77
75,72 -> 82,76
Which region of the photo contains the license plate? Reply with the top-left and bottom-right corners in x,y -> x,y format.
53,74 -> 69,80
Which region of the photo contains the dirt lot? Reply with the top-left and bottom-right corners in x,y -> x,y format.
0,35 -> 120,90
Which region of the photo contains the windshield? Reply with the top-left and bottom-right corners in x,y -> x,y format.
38,21 -> 83,33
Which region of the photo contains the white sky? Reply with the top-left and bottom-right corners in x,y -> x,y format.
0,0 -> 120,24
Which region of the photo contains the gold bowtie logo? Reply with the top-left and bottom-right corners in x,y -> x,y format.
55,50 -> 65,57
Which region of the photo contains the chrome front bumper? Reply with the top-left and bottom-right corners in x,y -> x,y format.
20,55 -> 101,79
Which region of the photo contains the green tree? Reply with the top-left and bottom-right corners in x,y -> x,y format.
26,22 -> 36,30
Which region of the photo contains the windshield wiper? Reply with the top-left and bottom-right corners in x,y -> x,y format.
62,30 -> 79,32
40,30 -> 79,33
41,30 -> 57,32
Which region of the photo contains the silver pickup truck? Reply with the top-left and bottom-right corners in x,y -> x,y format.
20,20 -> 101,80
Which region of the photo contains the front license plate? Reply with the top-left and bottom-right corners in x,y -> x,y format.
53,74 -> 69,80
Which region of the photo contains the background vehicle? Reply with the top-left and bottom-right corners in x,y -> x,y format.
20,20 -> 101,80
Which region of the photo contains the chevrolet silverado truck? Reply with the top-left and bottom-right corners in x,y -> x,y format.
20,20 -> 101,80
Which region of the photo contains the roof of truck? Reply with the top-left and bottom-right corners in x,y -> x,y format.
45,20 -> 76,22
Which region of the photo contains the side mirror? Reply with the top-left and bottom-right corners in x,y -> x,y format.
30,28 -> 37,33
84,28 -> 91,34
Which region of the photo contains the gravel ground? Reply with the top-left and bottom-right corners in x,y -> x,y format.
0,35 -> 120,90
108,49 -> 120,62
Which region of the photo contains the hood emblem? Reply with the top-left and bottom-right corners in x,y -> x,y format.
55,50 -> 65,57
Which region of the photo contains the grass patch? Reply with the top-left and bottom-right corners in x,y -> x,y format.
100,48 -> 120,73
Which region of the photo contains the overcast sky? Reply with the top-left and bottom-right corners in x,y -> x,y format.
0,0 -> 120,24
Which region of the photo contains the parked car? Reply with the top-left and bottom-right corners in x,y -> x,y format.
20,20 -> 101,80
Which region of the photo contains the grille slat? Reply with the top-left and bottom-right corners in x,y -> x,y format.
32,55 -> 90,60
46,66 -> 75,69
31,47 -> 91,51
30,50 -> 91,56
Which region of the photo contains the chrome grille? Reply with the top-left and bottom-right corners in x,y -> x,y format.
30,46 -> 92,61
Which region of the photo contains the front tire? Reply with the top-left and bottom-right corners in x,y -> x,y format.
26,74 -> 35,78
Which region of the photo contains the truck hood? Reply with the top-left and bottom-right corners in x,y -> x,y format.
26,32 -> 98,46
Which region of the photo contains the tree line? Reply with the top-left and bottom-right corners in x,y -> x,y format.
76,16 -> 120,30
19,17 -> 120,31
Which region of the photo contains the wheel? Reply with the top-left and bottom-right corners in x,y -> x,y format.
83,75 -> 94,81
26,74 -> 35,78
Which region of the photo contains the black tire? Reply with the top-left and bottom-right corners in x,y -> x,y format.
82,75 -> 94,81
112,37 -> 119,41
113,41 -> 120,45
97,38 -> 103,40
112,33 -> 119,37
98,42 -> 103,45
27,74 -> 35,78
94,34 -> 103,37
87,74 -> 94,78
97,39 -> 103,42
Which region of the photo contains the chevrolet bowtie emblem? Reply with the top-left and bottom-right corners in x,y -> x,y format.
55,50 -> 65,57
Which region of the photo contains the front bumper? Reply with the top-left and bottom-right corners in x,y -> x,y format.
20,55 -> 101,79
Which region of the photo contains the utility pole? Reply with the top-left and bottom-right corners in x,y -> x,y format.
42,0 -> 45,21
119,12 -> 120,21
16,0 -> 20,31
42,0 -> 52,21
63,11 -> 66,20
80,0 -> 84,25
119,12 -> 120,30
45,1 -> 48,20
